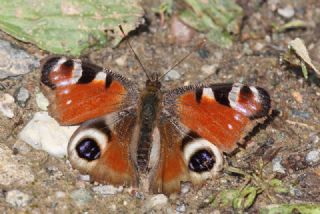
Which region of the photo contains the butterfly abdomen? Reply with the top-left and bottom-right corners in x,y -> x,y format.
136,88 -> 162,173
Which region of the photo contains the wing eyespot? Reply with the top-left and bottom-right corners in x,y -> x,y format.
68,128 -> 108,173
76,138 -> 101,161
182,139 -> 223,183
188,149 -> 215,173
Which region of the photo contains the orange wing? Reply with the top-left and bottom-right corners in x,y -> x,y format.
68,113 -> 138,186
41,57 -> 138,125
164,83 -> 271,153
150,83 -> 271,194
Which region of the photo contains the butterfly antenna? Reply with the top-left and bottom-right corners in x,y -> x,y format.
159,40 -> 206,80
119,25 -> 151,80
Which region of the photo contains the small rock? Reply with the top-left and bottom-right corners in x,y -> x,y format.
36,92 -> 49,110
70,189 -> 92,205
5,190 -> 32,207
164,69 -> 181,81
12,140 -> 32,154
272,157 -> 286,173
243,43 -> 253,55
277,6 -> 295,19
201,64 -> 218,75
15,87 -> 30,107
19,112 -> 78,158
0,40 -> 39,79
0,144 -> 35,186
0,93 -> 15,118
176,203 -> 187,213
115,55 -> 127,67
254,42 -> 265,51
92,185 -> 123,196
198,48 -> 209,59
78,174 -> 90,182
180,182 -> 191,194
309,133 -> 319,145
291,109 -> 310,120
291,91 -> 303,103
170,16 -> 194,44
144,194 -> 169,211
55,191 -> 66,198
305,150 -> 320,164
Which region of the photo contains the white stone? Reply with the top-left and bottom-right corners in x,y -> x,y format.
5,190 -> 32,207
0,144 -> 35,186
115,55 -> 127,67
164,69 -> 181,81
201,64 -> 218,75
92,185 -> 123,195
277,6 -> 295,19
176,203 -> 187,213
272,157 -> 286,173
0,93 -> 15,118
15,87 -> 30,106
35,92 -> 49,110
144,194 -> 169,211
19,111 -> 78,158
305,150 -> 320,164
180,182 -> 191,194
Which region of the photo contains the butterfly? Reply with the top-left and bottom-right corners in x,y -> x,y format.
40,52 -> 271,195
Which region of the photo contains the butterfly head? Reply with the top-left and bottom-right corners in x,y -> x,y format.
146,72 -> 161,91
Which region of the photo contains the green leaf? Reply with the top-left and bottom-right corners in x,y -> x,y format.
179,0 -> 243,48
301,61 -> 309,79
260,204 -> 320,214
0,0 -> 144,56
212,186 -> 260,210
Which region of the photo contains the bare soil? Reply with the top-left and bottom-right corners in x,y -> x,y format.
0,0 -> 319,213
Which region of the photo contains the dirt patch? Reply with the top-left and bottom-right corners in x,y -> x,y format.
0,0 -> 319,212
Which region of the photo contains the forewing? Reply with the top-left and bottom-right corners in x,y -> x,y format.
163,83 -> 271,153
40,56 -> 138,125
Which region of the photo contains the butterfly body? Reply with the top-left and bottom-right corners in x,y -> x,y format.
40,56 -> 271,194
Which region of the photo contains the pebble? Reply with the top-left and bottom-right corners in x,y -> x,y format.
305,150 -> 320,164
198,48 -> 209,59
176,203 -> 187,213
55,191 -> 66,198
170,16 -> 194,44
164,69 -> 181,81
12,139 -> 32,154
291,109 -> 310,120
277,6 -> 295,19
18,111 -> 78,158
201,64 -> 218,75
115,55 -> 127,67
5,190 -> 32,207
0,40 -> 39,79
180,182 -> 191,194
0,93 -> 15,118
92,185 -> 123,196
14,87 -> 30,107
78,174 -> 91,182
35,92 -> 49,110
272,157 -> 286,173
144,194 -> 169,211
0,144 -> 35,186
70,189 -> 92,205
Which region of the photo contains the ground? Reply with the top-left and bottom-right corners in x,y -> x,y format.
0,0 -> 319,213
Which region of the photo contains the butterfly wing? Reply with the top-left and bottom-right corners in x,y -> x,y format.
41,57 -> 140,186
151,83 -> 271,194
67,112 -> 139,186
40,56 -> 139,125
